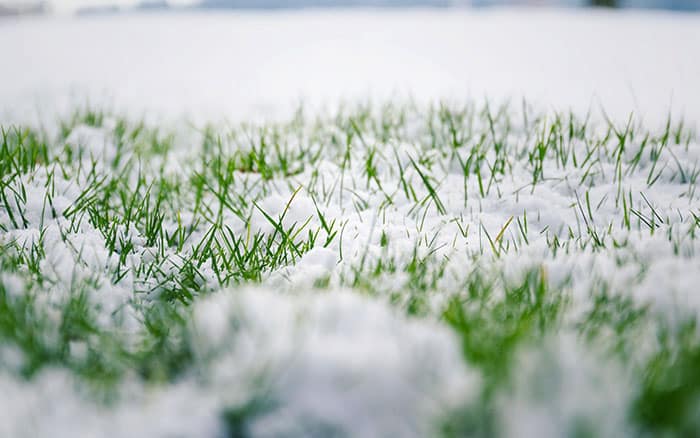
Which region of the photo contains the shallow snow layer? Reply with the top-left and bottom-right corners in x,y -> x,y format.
1,8 -> 700,438
1,9 -> 699,126
0,288 -> 477,438
2,96 -> 699,434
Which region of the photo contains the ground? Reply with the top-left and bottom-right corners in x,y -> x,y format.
1,8 -> 700,438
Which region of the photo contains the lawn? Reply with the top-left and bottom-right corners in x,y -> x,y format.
2,100 -> 699,437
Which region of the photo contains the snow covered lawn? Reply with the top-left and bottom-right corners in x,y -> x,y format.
1,9 -> 700,438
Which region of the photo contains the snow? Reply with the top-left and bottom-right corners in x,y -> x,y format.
0,369 -> 222,438
497,334 -> 634,438
1,7 -> 700,437
0,288 -> 477,438
1,9 -> 699,126
192,288 -> 478,437
3,106 -> 700,435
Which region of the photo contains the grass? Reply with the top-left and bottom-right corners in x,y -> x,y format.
1,101 -> 699,436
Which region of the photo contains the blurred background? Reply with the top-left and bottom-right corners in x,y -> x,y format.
1,0 -> 698,16
2,0 -> 698,127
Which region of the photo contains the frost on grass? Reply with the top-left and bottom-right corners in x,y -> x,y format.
1,102 -> 700,436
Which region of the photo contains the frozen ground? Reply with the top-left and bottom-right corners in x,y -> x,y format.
1,8 -> 700,438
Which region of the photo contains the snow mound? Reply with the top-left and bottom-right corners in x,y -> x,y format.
192,287 -> 480,437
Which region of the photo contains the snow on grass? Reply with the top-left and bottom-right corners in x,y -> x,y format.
0,287 -> 474,438
496,334 -> 634,438
1,8 -> 700,436
1,99 -> 699,436
193,289 -> 476,437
